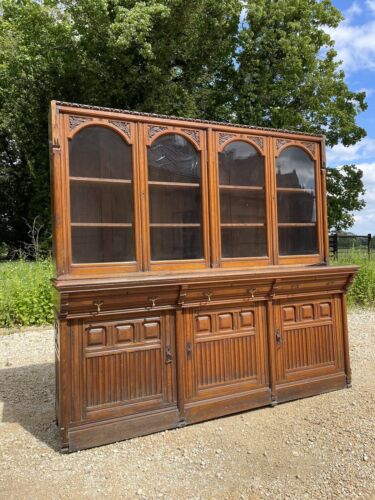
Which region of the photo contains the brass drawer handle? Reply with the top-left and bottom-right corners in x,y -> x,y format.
93,300 -> 103,314
248,288 -> 256,299
204,291 -> 213,302
149,296 -> 160,307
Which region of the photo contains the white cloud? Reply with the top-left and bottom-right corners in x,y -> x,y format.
326,2 -> 375,73
327,137 -> 375,166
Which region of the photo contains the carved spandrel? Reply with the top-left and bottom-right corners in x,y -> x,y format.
276,138 -> 291,151
109,120 -> 131,140
148,125 -> 168,140
181,128 -> 201,147
69,115 -> 92,131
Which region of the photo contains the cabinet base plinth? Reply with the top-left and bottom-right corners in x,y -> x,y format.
67,408 -> 179,452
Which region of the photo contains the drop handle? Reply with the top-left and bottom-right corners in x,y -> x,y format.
204,291 -> 213,302
248,288 -> 256,300
275,328 -> 283,346
93,300 -> 104,314
149,296 -> 160,308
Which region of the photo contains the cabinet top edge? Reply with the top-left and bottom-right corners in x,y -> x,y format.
53,265 -> 359,291
52,100 -> 324,140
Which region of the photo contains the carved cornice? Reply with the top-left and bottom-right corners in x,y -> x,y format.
69,115 -> 92,131
109,120 -> 131,140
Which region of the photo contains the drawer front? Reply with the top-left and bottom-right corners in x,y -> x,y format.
64,286 -> 180,317
69,310 -> 177,423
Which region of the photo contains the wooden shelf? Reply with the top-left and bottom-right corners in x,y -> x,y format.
150,223 -> 201,227
149,181 -> 200,188
71,223 -> 133,227
276,187 -> 314,193
221,223 -> 265,228
278,223 -> 316,227
70,177 -> 132,184
219,185 -> 263,191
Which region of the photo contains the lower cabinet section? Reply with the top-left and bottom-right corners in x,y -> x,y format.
56,285 -> 353,451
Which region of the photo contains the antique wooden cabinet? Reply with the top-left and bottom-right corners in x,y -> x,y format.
50,101 -> 357,451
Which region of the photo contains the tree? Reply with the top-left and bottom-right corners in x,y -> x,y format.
326,165 -> 366,233
0,0 -> 368,252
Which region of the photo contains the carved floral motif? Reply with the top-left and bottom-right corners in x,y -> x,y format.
248,135 -> 264,151
219,132 -> 235,146
302,141 -> 316,156
276,138 -> 291,151
181,128 -> 201,147
148,125 -> 168,140
109,120 -> 131,140
69,115 -> 92,130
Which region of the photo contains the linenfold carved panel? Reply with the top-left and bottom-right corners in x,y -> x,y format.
84,316 -> 164,409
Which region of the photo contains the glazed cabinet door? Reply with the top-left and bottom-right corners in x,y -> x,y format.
69,310 -> 177,424
274,296 -> 345,387
183,303 -> 270,421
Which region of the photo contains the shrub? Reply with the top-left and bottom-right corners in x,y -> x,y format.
335,250 -> 375,307
0,260 -> 54,327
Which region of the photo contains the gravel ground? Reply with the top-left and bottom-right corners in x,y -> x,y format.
0,310 -> 374,500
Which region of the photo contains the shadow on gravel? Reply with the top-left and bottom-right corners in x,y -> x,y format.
0,363 -> 60,450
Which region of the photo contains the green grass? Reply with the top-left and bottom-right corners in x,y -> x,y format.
334,250 -> 375,307
0,260 -> 54,327
0,252 -> 373,328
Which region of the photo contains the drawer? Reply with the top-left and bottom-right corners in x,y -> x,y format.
62,285 -> 180,317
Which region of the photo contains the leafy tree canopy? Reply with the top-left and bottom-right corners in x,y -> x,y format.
0,0 -> 368,250
327,165 -> 366,233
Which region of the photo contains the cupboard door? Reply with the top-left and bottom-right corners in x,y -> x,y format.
273,140 -> 323,264
142,125 -> 210,270
274,297 -> 345,384
71,311 -> 176,423
213,132 -> 272,267
184,303 -> 268,403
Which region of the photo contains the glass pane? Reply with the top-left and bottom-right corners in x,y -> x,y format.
148,133 -> 204,261
277,192 -> 316,223
220,190 -> 265,224
219,141 -> 264,186
148,134 -> 200,183
276,146 -> 315,189
278,226 -> 318,255
71,227 -> 135,263
69,126 -> 133,179
149,186 -> 201,224
150,227 -> 203,260
221,227 -> 267,258
70,182 -> 133,223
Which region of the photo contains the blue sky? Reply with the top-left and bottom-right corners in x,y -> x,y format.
327,0 -> 375,234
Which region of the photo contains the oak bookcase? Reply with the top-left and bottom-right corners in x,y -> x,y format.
49,101 -> 357,451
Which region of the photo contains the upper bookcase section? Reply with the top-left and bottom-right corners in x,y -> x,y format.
49,101 -> 328,278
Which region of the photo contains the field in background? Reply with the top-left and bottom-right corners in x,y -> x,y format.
0,254 -> 374,327
0,260 -> 54,328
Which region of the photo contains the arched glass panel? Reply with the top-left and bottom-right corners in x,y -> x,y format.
69,126 -> 135,263
147,134 -> 203,260
276,146 -> 318,255
218,141 -> 267,258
